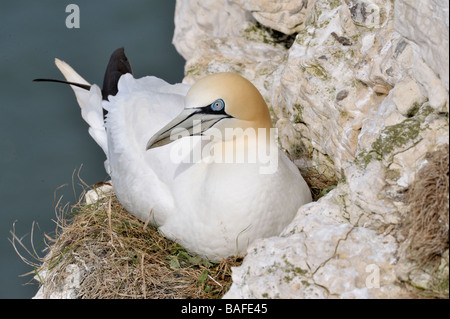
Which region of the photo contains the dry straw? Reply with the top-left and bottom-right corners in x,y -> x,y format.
12,177 -> 243,299
402,144 -> 449,264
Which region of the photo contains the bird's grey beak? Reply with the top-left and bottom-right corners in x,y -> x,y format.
146,108 -> 231,150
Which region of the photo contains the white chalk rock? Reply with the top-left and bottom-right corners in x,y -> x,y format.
231,0 -> 315,35
224,193 -> 402,298
394,0 -> 449,91
33,264 -> 82,299
173,0 -> 253,61
172,0 -> 448,299
84,182 -> 114,205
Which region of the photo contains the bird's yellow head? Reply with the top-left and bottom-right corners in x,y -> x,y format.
146,72 -> 273,150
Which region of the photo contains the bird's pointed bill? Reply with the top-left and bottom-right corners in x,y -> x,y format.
146,108 -> 230,150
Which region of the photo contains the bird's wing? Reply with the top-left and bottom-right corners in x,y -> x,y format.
103,73 -> 190,161
101,74 -> 191,221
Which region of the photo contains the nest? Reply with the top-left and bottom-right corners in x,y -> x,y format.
402,144 -> 449,264
300,167 -> 338,201
12,184 -> 243,299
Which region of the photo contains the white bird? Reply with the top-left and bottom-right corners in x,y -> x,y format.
39,48 -> 312,261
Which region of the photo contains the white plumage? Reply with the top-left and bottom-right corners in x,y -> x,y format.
54,55 -> 311,261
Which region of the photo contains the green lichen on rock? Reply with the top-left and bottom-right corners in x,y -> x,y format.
355,121 -> 420,168
329,0 -> 343,10
385,168 -> 401,181
303,64 -> 328,80
356,103 -> 435,168
371,118 -> 421,161
185,67 -> 202,77
280,254 -> 309,284
406,101 -> 422,118
263,253 -> 310,287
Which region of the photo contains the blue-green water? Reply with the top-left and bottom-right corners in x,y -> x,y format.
0,1 -> 185,298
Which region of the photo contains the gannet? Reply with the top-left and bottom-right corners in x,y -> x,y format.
38,48 -> 312,261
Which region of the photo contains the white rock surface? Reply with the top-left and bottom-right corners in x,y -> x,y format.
33,264 -> 82,299
173,0 -> 449,298
394,0 -> 449,91
224,192 -> 403,298
84,182 -> 114,205
231,0 -> 315,35
173,0 -> 253,61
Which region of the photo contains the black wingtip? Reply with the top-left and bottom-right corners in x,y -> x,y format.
101,47 -> 133,101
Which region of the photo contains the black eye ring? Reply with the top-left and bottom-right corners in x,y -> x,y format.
211,99 -> 225,111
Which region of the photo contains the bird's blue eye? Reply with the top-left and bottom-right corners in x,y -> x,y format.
211,99 -> 225,111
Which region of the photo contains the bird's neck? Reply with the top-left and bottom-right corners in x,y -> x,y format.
206,121 -> 277,165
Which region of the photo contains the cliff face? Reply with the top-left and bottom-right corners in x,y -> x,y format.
173,0 -> 449,298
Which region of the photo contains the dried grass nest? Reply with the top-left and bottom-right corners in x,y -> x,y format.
400,144 -> 449,298
14,184 -> 243,299
402,144 -> 449,264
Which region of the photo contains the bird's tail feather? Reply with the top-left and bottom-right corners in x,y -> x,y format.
54,58 -> 109,158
